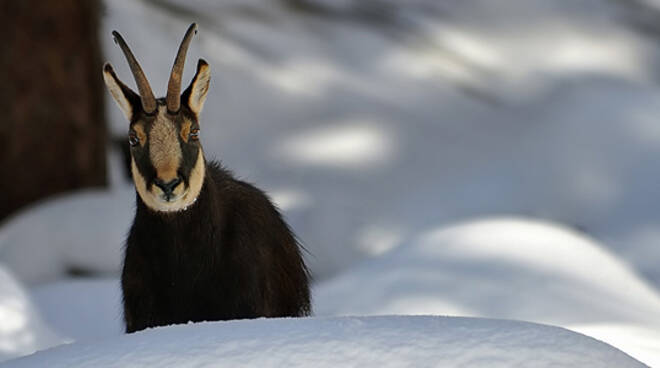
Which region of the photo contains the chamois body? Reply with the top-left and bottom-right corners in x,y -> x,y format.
103,24 -> 311,333
123,162 -> 310,333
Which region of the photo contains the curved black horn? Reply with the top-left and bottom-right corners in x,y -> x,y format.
166,23 -> 198,113
112,30 -> 157,114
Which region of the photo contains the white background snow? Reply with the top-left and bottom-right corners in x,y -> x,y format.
0,0 -> 660,366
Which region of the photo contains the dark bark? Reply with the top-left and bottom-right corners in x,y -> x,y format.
0,0 -> 107,221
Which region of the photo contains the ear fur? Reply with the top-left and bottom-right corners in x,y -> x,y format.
181,59 -> 211,117
102,63 -> 142,121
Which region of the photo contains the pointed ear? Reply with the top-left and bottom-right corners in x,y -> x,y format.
182,59 -> 211,117
102,63 -> 141,121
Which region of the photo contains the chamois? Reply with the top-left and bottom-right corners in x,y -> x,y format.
103,23 -> 311,333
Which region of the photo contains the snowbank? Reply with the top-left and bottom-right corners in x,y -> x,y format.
0,316 -> 646,368
0,265 -> 62,362
313,217 -> 660,366
0,188 -> 133,285
20,218 -> 660,366
30,279 -> 123,342
314,218 -> 660,323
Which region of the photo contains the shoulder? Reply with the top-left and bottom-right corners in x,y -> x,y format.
207,160 -> 266,195
206,160 -> 283,219
205,160 -> 234,184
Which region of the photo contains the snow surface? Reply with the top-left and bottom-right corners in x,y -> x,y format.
30,279 -> 123,342
0,265 -> 63,362
0,188 -> 133,285
2,0 -> 660,366
314,218 -> 660,324
16,217 -> 660,366
0,316 -> 647,368
0,151 -> 133,285
314,217 -> 660,366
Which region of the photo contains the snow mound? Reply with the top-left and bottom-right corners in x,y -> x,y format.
571,323 -> 660,368
314,217 -> 660,325
17,217 -> 660,366
0,265 -> 62,362
313,217 -> 660,366
30,279 -> 123,342
0,188 -> 133,285
0,316 -> 646,368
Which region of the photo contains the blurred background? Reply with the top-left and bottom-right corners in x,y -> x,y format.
2,0 -> 660,365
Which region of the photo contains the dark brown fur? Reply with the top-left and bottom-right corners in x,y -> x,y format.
122,161 -> 311,333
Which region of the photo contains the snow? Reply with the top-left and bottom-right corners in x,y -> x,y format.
1,0 -> 660,285
95,0 -> 660,286
571,323 -> 660,368
11,218 -> 660,366
0,151 -> 132,285
0,316 -> 647,368
314,217 -> 660,366
30,279 -> 123,342
0,188 -> 133,285
314,218 -> 660,324
0,265 -> 63,362
1,0 -> 660,366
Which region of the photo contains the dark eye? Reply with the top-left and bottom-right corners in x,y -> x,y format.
128,133 -> 139,147
189,128 -> 200,141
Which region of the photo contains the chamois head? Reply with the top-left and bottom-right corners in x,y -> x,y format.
103,23 -> 211,213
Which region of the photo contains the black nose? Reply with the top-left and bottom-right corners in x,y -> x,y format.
154,177 -> 182,196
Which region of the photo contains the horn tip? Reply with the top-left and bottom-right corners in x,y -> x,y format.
111,30 -> 120,44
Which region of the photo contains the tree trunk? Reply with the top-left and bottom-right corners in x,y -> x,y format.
0,0 -> 106,221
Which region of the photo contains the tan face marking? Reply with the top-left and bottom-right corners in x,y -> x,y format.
185,149 -> 206,206
149,107 -> 182,182
133,124 -> 147,146
180,119 -> 192,143
131,149 -> 205,212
